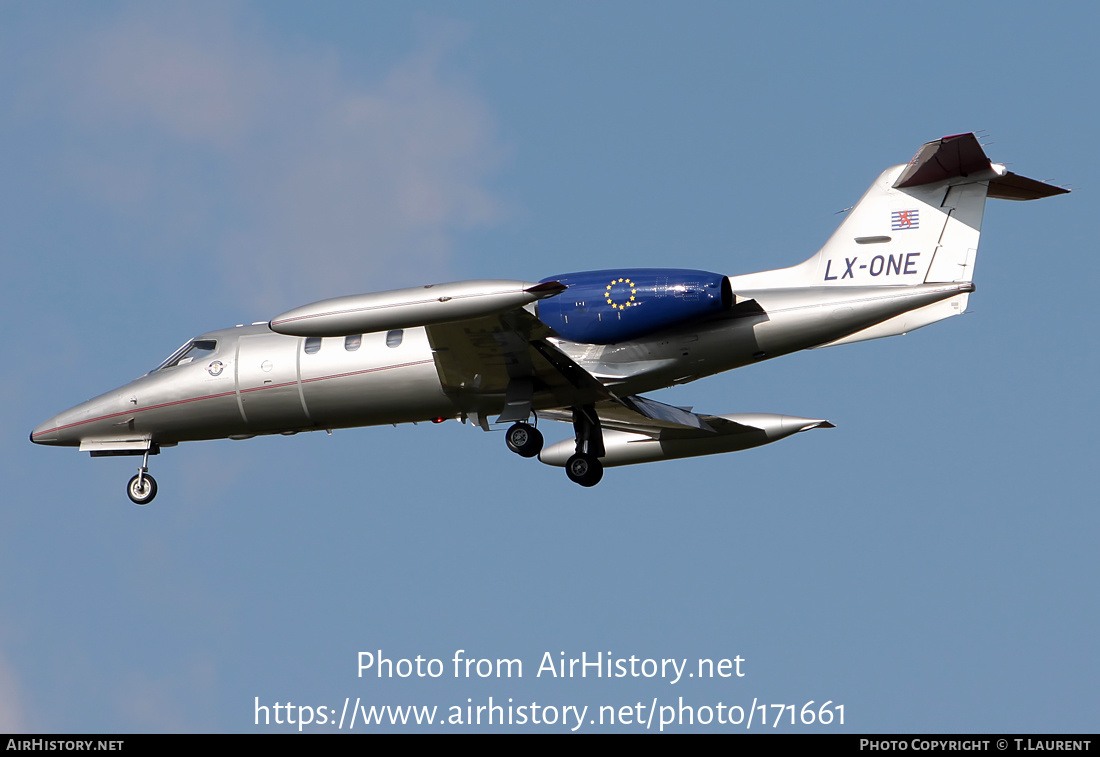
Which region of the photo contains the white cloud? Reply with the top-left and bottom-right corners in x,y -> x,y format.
113,659 -> 217,733
71,8 -> 266,148
53,6 -> 505,309
0,651 -> 29,732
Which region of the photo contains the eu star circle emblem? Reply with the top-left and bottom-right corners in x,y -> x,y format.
605,277 -> 638,311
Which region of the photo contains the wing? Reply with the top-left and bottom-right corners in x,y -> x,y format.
537,396 -> 715,437
425,307 -> 722,433
425,304 -> 824,451
425,307 -> 612,424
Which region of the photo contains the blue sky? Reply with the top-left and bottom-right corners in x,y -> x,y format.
2,1 -> 1096,732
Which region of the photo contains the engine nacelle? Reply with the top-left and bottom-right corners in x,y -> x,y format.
536,268 -> 732,344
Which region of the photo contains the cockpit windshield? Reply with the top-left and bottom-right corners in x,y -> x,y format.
151,339 -> 218,372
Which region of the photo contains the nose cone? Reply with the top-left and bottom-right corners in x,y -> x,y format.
31,413 -> 69,446
31,374 -> 158,448
30,393 -> 121,448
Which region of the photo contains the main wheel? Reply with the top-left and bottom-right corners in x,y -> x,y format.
127,473 -> 158,505
565,453 -> 603,487
505,423 -> 543,458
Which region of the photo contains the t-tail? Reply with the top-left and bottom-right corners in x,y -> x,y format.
728,133 -> 1067,345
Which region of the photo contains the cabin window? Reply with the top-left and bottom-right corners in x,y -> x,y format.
345,334 -> 362,351
385,329 -> 403,348
304,337 -> 322,354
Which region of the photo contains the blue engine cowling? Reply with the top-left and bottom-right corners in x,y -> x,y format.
536,268 -> 733,344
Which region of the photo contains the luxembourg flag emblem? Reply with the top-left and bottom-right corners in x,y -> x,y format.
892,209 -> 919,230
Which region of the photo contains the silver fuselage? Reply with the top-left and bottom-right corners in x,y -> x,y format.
31,282 -> 967,449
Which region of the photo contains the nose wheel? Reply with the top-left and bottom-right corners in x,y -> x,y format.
127,471 -> 158,505
126,449 -> 158,505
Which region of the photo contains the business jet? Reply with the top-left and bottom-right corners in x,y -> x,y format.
30,133 -> 1066,503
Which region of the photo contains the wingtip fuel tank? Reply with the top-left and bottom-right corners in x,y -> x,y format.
539,414 -> 834,468
270,279 -> 567,338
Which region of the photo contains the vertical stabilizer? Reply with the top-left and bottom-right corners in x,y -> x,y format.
727,133 -> 1067,345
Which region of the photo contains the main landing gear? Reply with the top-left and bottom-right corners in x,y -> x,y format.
565,452 -> 602,487
503,405 -> 607,487
565,404 -> 604,487
505,421 -> 544,458
126,450 -> 158,505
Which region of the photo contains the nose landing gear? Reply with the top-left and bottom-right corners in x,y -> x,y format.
126,450 -> 158,505
127,472 -> 157,505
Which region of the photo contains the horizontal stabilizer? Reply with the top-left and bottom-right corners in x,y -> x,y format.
894,133 -> 996,188
894,132 -> 1067,199
988,172 -> 1069,201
